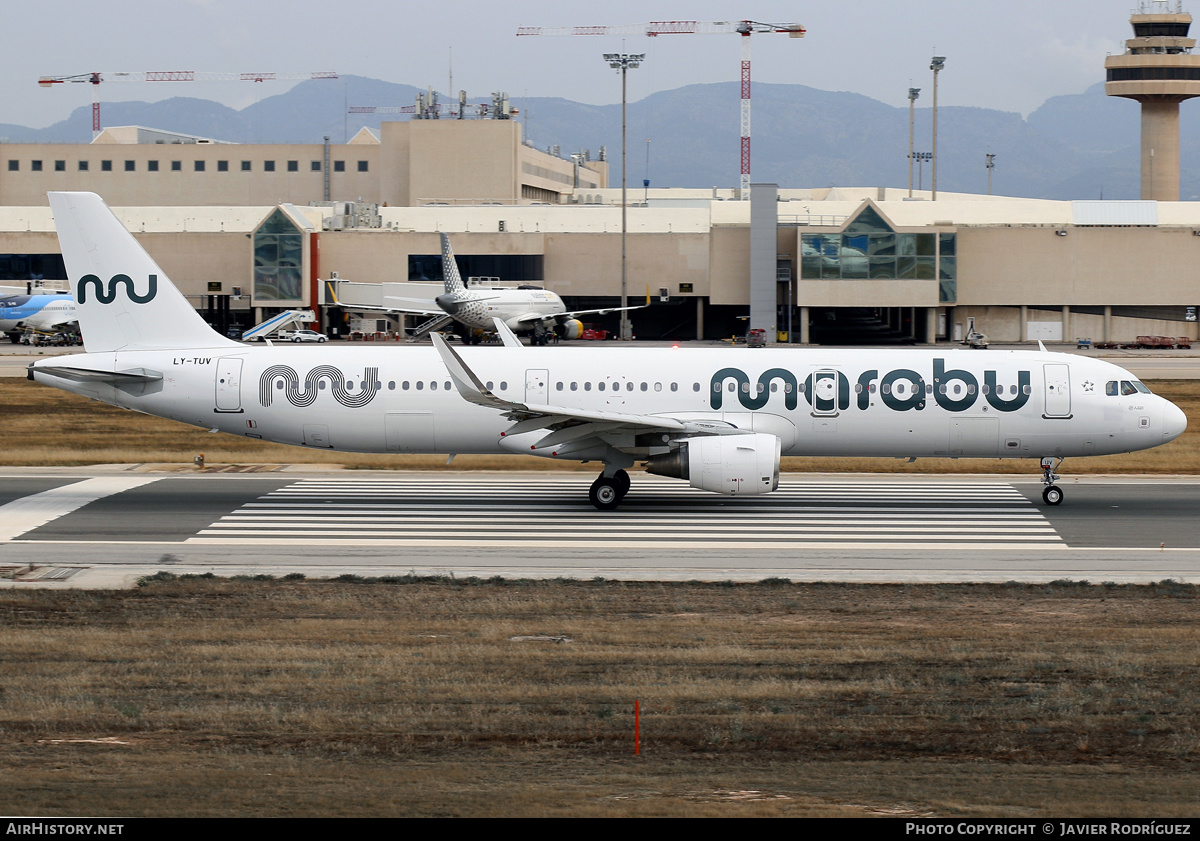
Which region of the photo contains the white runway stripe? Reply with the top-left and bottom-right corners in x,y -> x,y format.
186,476 -> 1062,547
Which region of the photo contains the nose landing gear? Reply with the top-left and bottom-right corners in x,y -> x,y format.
1040,456 -> 1064,505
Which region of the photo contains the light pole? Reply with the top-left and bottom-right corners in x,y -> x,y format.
907,87 -> 920,198
604,51 -> 644,340
986,153 -> 996,195
930,56 -> 945,201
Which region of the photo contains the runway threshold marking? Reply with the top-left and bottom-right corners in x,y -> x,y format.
0,477 -> 162,541
187,477 -> 1063,548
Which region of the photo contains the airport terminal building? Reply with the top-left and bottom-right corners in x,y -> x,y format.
0,118 -> 1196,345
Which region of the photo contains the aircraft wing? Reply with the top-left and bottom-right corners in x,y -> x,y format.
509,304 -> 648,327
342,299 -> 444,317
431,332 -> 737,445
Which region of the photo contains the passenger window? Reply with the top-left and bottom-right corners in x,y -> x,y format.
556,382 -> 563,391
598,382 -> 606,392
584,382 -> 592,391
388,382 -> 395,390
741,382 -> 750,393
570,382 -> 578,391
485,381 -> 493,390
500,381 -> 507,390
627,382 -> 634,392
654,383 -> 662,392
640,382 -> 648,391
1022,385 -> 1031,395
445,381 -> 451,391
403,381 -> 410,390
416,381 -> 424,390
671,383 -> 679,392
431,381 -> 438,391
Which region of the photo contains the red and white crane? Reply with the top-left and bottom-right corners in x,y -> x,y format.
516,20 -> 805,197
38,71 -> 338,139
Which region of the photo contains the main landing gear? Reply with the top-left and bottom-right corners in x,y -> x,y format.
1040,456 -> 1064,506
589,469 -> 631,511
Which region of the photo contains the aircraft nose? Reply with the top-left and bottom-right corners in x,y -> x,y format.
1162,399 -> 1188,444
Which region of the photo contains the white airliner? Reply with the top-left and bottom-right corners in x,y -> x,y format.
334,233 -> 644,344
30,192 -> 1187,510
1,291 -> 77,341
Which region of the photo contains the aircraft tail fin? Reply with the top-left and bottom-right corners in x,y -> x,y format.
48,192 -> 240,353
440,232 -> 466,295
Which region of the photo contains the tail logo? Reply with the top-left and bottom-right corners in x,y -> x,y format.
78,274 -> 158,305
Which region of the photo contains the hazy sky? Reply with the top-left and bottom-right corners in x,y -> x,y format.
2,0 -> 1164,129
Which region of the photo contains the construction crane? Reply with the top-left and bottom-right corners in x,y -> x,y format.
38,71 -> 338,139
516,20 -> 805,198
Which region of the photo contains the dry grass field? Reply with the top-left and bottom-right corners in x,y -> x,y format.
1,377 -> 1197,474
2,577 -> 1199,818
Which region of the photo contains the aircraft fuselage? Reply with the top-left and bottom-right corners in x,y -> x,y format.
32,345 -> 1183,462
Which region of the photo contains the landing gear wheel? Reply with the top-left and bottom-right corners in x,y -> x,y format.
589,477 -> 621,511
1042,485 -> 1063,506
613,469 -> 631,501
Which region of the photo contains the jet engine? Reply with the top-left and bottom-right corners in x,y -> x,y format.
554,319 -> 584,340
645,433 -> 781,496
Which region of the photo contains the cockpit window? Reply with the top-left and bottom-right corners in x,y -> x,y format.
1106,381 -> 1118,397
1121,381 -> 1139,396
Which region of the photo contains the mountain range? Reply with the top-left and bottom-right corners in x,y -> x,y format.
2,74 -> 1196,201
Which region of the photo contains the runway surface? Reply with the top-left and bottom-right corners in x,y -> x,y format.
2,470 -> 1199,587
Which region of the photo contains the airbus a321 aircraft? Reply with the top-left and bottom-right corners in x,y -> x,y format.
31,192 -> 1187,510
341,233 -> 645,345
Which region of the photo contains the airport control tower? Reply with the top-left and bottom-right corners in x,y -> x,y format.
1106,1 -> 1200,200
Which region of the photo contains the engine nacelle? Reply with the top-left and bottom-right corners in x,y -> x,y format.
645,433 -> 780,496
554,319 -> 584,340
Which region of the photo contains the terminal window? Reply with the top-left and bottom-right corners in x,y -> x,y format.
31,161 -> 42,172
357,161 -> 369,172
264,161 -> 275,172
287,160 -> 298,172
194,161 -> 205,172
217,160 -> 229,172
78,161 -> 89,172
6,161 -> 16,171
241,161 -> 251,171
125,160 -> 135,172
55,161 -> 65,172
101,160 -> 112,171
311,161 -> 321,172
148,160 -> 159,172
171,161 -> 182,171
334,161 -> 345,172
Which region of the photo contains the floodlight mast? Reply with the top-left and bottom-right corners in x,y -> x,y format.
604,52 -> 645,340
930,56 -> 946,200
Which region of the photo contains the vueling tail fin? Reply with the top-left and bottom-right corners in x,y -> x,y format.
48,192 -> 241,353
439,232 -> 466,295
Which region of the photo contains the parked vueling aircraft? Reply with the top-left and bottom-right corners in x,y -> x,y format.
336,232 -> 645,345
30,192 -> 1187,510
